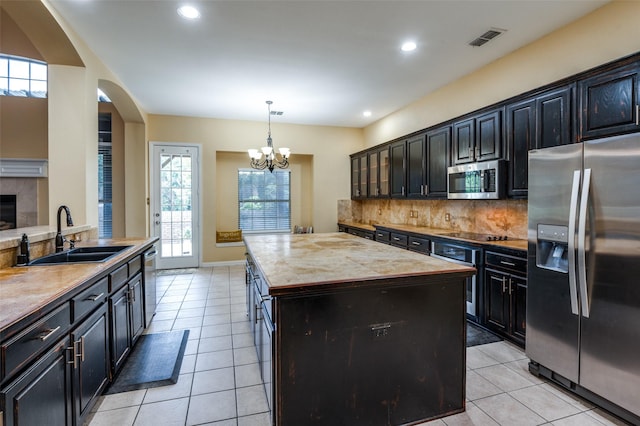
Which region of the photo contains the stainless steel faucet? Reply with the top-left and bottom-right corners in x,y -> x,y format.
55,205 -> 74,252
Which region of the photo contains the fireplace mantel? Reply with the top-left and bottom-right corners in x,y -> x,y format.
0,159 -> 48,178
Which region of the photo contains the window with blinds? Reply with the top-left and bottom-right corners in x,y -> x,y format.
98,113 -> 112,238
238,169 -> 290,232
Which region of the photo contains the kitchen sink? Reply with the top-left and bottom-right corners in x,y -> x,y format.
27,245 -> 133,265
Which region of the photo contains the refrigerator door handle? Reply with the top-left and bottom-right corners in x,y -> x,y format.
578,168 -> 592,318
567,170 -> 581,315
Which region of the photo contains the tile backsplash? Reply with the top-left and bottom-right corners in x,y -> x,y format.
338,198 -> 527,239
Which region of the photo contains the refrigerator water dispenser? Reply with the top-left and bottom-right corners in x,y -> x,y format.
536,224 -> 569,273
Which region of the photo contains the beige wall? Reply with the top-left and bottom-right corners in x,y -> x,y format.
364,1 -> 640,146
147,114 -> 362,263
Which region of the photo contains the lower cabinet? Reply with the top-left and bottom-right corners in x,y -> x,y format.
1,337 -> 73,426
1,250 -> 151,426
110,272 -> 144,374
484,250 -> 527,346
71,305 -> 110,425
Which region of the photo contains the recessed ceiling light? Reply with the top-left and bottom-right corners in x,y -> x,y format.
363,110 -> 372,117
401,41 -> 417,52
178,5 -> 200,20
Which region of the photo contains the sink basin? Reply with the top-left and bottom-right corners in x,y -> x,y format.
27,245 -> 132,265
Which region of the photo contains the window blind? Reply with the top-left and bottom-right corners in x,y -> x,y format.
238,169 -> 290,231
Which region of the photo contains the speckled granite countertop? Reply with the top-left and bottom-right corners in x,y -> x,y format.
338,221 -> 528,252
244,232 -> 475,296
0,237 -> 157,334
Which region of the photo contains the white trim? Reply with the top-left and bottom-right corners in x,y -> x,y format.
0,158 -> 48,177
201,260 -> 245,268
149,142 -> 203,269
215,242 -> 245,247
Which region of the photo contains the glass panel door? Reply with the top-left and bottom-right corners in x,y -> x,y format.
151,144 -> 200,269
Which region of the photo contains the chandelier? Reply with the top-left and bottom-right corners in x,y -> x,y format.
248,100 -> 290,173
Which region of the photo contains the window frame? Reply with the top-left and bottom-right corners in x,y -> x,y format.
0,54 -> 47,98
238,168 -> 291,234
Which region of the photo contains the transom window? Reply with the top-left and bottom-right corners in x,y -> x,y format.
0,54 -> 47,98
238,169 -> 291,232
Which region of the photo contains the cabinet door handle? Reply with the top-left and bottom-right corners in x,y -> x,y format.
67,344 -> 78,369
502,277 -> 507,293
508,279 -> 513,296
424,184 -> 428,196
402,186 -> 405,196
475,146 -> 480,160
87,292 -> 105,302
636,104 -> 639,126
37,325 -> 61,342
79,337 -> 85,362
468,147 -> 473,159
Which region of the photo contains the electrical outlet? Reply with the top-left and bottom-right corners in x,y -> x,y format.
445,213 -> 451,222
409,210 -> 418,218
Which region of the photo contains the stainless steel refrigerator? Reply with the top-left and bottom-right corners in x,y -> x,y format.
527,132 -> 640,424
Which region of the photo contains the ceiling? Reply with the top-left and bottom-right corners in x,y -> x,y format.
48,0 -> 609,128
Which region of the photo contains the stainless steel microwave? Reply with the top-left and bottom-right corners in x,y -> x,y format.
447,159 -> 506,200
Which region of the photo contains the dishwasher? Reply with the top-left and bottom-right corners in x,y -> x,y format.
144,245 -> 157,326
430,239 -> 481,321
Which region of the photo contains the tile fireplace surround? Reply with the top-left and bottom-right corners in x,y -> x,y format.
338,199 -> 528,240
0,177 -> 38,228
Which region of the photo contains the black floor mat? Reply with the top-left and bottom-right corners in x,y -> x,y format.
466,322 -> 502,347
104,330 -> 189,394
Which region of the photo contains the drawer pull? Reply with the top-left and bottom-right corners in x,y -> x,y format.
37,326 -> 61,342
411,241 -> 421,246
86,292 -> 105,302
393,237 -> 400,241
500,260 -> 516,267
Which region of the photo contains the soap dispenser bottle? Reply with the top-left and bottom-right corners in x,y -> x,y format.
17,234 -> 30,265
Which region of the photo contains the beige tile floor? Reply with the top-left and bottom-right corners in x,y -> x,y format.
85,266 -> 630,426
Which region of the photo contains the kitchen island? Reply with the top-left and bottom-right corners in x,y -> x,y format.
244,232 -> 476,426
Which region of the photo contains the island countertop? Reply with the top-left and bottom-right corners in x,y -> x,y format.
0,237 -> 157,334
243,232 -> 475,296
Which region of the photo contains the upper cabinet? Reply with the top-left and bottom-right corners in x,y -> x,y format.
406,134 -> 426,198
506,84 -> 574,198
425,126 -> 451,199
350,152 -> 367,199
350,54 -> 640,201
453,109 -> 503,165
389,140 -> 406,198
367,145 -> 390,198
578,60 -> 640,140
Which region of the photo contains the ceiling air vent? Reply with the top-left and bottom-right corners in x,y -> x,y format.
469,28 -> 506,47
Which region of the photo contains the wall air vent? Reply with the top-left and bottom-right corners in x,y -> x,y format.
271,111 -> 284,116
469,28 -> 506,47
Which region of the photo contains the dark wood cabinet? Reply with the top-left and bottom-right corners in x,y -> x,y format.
367,145 -> 390,198
110,272 -> 144,374
425,126 -> 451,198
506,85 -> 573,197
484,250 -> 527,347
579,61 -> 640,140
71,305 -> 110,425
350,153 -> 367,199
389,140 -> 406,197
110,283 -> 131,372
453,109 -> 503,165
506,99 -> 535,198
1,337 -> 72,426
338,223 -> 375,240
406,134 -> 426,197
